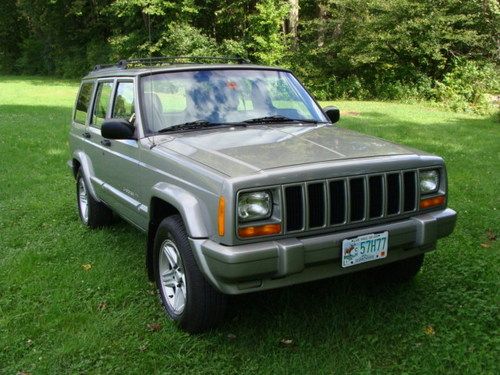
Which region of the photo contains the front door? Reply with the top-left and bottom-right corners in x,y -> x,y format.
101,79 -> 147,229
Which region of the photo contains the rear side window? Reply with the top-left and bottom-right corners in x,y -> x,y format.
74,82 -> 94,124
112,82 -> 135,119
92,82 -> 113,127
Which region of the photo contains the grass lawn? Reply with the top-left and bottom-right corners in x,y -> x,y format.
0,76 -> 498,374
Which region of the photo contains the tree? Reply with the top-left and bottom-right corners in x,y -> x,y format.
247,0 -> 290,65
285,0 -> 299,46
0,0 -> 496,111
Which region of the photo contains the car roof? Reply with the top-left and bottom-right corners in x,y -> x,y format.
83,63 -> 292,80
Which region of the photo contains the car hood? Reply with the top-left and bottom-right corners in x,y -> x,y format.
154,124 -> 425,177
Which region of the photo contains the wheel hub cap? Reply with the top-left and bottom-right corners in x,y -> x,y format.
78,178 -> 89,223
159,239 -> 186,314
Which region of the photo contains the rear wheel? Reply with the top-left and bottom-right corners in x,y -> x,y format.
76,170 -> 113,228
154,215 -> 226,333
369,254 -> 425,283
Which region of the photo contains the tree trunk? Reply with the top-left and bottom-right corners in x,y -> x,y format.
317,2 -> 327,48
287,0 -> 299,46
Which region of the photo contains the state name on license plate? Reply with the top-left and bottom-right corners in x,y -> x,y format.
341,231 -> 389,268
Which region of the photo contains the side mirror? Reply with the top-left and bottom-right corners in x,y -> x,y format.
323,106 -> 340,124
101,119 -> 135,140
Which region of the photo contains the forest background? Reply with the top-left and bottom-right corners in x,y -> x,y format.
1,0 -> 498,112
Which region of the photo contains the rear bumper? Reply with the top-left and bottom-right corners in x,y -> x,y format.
190,208 -> 457,294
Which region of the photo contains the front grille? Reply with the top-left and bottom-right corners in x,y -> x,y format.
283,170 -> 418,233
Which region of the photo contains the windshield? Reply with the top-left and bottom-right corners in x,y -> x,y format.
140,69 -> 327,133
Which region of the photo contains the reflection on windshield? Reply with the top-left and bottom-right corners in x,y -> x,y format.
140,69 -> 327,133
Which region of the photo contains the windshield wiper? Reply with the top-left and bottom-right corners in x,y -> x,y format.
243,115 -> 326,124
156,116 -> 327,133
157,120 -> 247,133
158,120 -> 216,133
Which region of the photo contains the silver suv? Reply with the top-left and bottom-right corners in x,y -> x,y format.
68,56 -> 457,332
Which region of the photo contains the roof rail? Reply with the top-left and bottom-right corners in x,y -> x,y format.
93,63 -> 116,71
93,56 -> 251,71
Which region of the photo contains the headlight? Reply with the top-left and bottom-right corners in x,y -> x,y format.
238,191 -> 272,222
420,170 -> 439,194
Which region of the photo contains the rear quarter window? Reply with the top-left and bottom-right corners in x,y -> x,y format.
74,82 -> 94,124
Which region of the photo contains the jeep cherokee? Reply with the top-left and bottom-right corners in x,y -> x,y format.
68,56 -> 457,332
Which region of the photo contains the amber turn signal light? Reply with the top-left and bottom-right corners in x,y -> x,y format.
218,196 -> 225,236
420,195 -> 445,209
238,224 -> 282,238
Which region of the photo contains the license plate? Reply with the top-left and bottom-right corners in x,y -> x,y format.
341,231 -> 388,268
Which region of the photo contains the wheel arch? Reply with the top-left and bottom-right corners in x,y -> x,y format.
146,184 -> 212,280
72,151 -> 100,202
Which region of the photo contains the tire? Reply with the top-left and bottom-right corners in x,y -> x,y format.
76,170 -> 113,228
369,254 -> 425,283
153,215 -> 226,333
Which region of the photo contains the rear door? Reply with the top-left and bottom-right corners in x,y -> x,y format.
86,79 -> 115,202
70,80 -> 94,157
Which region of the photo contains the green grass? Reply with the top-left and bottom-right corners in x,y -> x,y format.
0,76 -> 498,374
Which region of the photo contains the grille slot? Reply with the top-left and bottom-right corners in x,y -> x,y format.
386,173 -> 400,215
349,178 -> 365,221
329,180 -> 346,225
307,183 -> 326,228
369,175 -> 384,218
284,185 -> 304,231
403,171 -> 417,211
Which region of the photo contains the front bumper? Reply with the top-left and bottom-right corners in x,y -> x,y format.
190,208 -> 457,294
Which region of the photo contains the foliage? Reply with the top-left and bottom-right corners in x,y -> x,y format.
247,0 -> 290,65
294,0 -> 499,110
433,59 -> 500,113
0,76 -> 499,373
0,0 -> 498,111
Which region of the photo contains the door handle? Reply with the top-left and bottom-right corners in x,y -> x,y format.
101,139 -> 111,147
82,132 -> 91,139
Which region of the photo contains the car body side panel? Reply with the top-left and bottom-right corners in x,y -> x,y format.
135,141 -> 225,239
99,137 -> 147,230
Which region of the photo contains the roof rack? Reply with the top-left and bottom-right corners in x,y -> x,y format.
93,56 -> 251,71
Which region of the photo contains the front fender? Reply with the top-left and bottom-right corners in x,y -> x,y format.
151,182 -> 212,238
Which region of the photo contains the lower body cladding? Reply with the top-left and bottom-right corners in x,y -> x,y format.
189,208 -> 457,295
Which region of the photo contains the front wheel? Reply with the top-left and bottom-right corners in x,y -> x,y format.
153,215 -> 226,333
369,254 -> 425,283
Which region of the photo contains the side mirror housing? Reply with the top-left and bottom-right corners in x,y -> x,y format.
101,119 -> 135,140
323,106 -> 340,124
